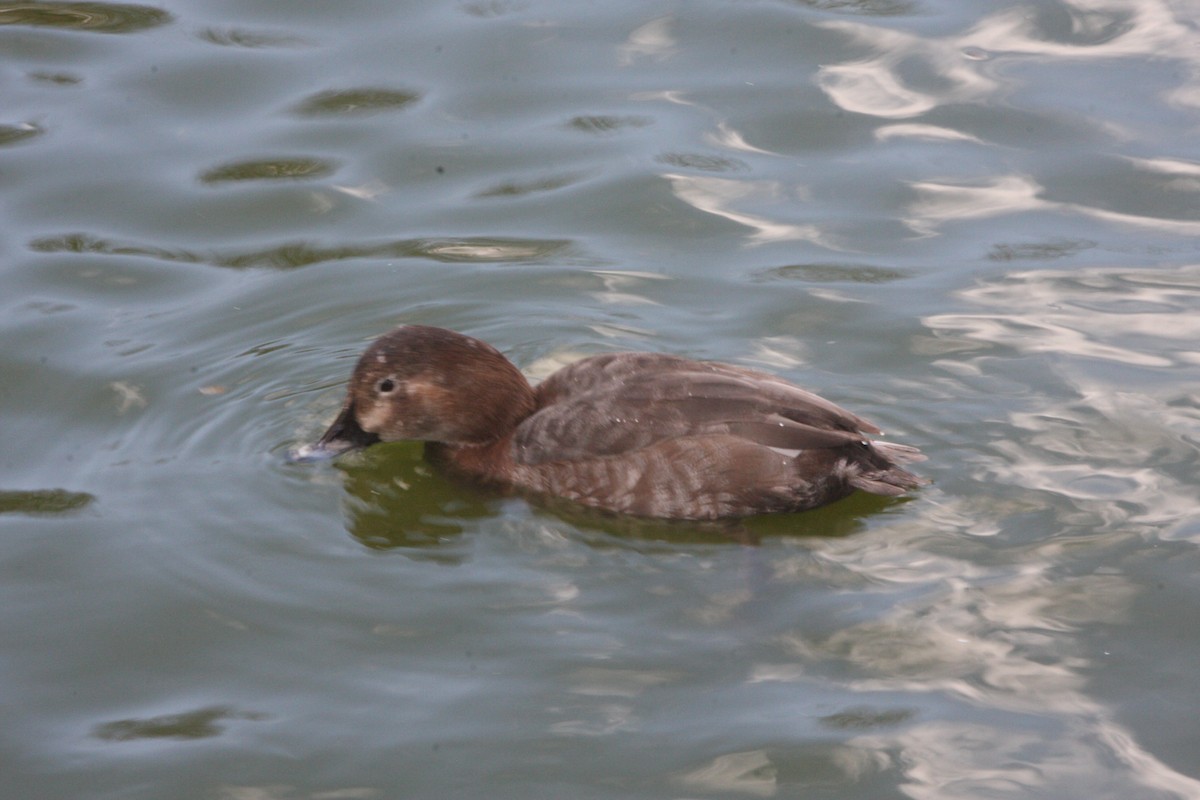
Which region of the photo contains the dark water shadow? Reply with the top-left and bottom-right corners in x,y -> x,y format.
332,443 -> 504,558
752,262 -> 909,284
291,87 -> 421,116
788,0 -> 916,16
199,157 -> 339,184
92,705 -> 267,742
0,488 -> 95,515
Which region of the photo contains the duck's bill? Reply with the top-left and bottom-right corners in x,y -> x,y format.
288,402 -> 381,463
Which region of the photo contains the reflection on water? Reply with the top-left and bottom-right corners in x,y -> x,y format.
925,264 -> 1200,542
618,14 -> 675,67
906,171 -> 1200,236
325,440 -> 901,551
328,442 -> 501,556
811,0 -> 1200,239
677,749 -> 778,797
818,0 -> 1199,118
665,173 -> 828,245
757,521 -> 1200,797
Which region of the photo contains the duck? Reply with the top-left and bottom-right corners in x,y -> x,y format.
295,325 -> 926,520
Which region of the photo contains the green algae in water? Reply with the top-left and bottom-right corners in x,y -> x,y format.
0,489 -> 94,515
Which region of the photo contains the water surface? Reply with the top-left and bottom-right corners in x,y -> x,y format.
3,0 -> 1200,798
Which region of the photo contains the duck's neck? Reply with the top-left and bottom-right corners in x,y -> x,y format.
422,349 -> 535,479
451,353 -> 536,444
424,436 -> 514,483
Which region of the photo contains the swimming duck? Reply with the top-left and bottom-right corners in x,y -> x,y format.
296,325 -> 926,520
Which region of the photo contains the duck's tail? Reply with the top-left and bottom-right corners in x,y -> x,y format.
847,440 -> 929,497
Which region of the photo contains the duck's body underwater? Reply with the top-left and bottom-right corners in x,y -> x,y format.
296,325 -> 926,520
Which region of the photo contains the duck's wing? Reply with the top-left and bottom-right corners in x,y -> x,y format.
513,353 -> 884,466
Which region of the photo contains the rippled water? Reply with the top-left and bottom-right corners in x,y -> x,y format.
3,0 -> 1200,798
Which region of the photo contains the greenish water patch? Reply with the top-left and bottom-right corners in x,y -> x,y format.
92,706 -> 267,742
819,707 -> 915,730
567,115 -> 654,134
292,87 -> 421,116
476,173 -> 583,199
200,157 -> 338,184
0,1 -> 172,33
987,239 -> 1097,261
791,0 -> 916,14
754,263 -> 909,283
656,152 -> 749,173
0,488 -> 94,515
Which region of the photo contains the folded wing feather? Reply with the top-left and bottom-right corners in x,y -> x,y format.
512,355 -> 880,466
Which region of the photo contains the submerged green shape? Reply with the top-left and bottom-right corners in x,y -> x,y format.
93,705 -> 266,742
756,263 -> 908,284
819,706 -> 915,730
475,174 -> 580,199
0,488 -> 94,514
987,239 -> 1096,261
0,1 -> 172,33
791,0 -> 915,15
293,87 -> 420,116
567,115 -> 653,134
200,157 -> 337,183
656,152 -> 748,173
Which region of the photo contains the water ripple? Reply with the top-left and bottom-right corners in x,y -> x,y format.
767,532 -> 1200,798
905,172 -> 1200,236
817,0 -> 1200,119
0,121 -> 43,147
663,173 -> 829,246
566,115 -> 654,134
925,264 -> 1200,368
0,0 -> 171,33
200,157 -> 339,184
197,27 -> 311,49
28,232 -> 574,268
924,264 -> 1200,541
292,87 -> 421,116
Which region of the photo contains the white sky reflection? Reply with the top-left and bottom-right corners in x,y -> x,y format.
925,264 -> 1200,542
663,173 -> 832,246
817,0 -> 1200,118
759,533 -> 1200,798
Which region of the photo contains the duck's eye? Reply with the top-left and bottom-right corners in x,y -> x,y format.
376,378 -> 397,394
